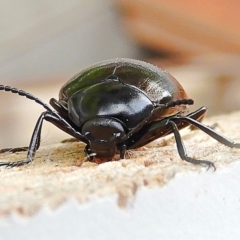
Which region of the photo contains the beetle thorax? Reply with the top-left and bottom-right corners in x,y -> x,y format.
81,117 -> 126,158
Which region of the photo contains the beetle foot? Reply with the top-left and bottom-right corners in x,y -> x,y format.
84,146 -> 97,161
0,159 -> 31,168
233,142 -> 240,148
182,156 -> 216,171
119,144 -> 127,159
205,162 -> 216,171
85,153 -> 97,161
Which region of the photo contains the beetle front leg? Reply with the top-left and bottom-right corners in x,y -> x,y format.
0,111 -> 88,167
0,111 -> 48,167
119,144 -> 127,159
84,145 -> 96,161
168,121 -> 216,170
0,117 -> 40,167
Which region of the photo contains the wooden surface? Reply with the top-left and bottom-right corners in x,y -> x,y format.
0,111 -> 240,217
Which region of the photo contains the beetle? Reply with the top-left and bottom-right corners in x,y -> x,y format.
0,58 -> 239,169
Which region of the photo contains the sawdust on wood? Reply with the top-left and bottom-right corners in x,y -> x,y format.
0,111 -> 240,217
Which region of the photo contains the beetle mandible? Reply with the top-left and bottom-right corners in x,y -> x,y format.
0,58 -> 240,169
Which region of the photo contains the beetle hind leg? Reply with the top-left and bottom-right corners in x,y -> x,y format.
176,116 -> 240,149
169,120 -> 216,170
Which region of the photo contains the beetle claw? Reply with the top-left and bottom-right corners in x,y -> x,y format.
0,159 -> 31,168
206,162 -> 216,171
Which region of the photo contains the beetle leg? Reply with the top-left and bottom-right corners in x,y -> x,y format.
0,112 -> 46,167
125,107 -> 208,150
174,116 -> 240,148
0,111 -> 88,167
43,112 -> 88,144
186,106 -> 207,121
168,121 -> 216,170
186,106 -> 207,130
84,145 -> 95,161
119,144 -> 127,159
49,98 -> 69,118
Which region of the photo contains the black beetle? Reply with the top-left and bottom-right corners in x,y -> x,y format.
0,58 -> 239,169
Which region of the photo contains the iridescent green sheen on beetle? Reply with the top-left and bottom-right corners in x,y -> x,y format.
60,59 -> 187,102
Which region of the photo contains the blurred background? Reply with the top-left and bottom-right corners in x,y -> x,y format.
0,0 -> 240,148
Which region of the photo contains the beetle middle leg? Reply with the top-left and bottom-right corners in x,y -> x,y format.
168,121 -> 216,170
125,106 -> 240,169
168,115 -> 240,169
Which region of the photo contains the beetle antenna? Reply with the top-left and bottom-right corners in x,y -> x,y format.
0,85 -> 53,113
166,99 -> 194,108
155,99 -> 194,108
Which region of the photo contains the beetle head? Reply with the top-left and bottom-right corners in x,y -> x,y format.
82,117 -> 126,159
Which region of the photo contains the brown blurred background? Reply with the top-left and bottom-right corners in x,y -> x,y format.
1,0 -> 240,148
